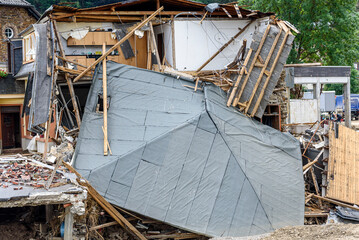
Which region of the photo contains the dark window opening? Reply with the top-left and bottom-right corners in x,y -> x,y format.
157,33 -> 164,63
58,83 -> 91,129
96,94 -> 110,113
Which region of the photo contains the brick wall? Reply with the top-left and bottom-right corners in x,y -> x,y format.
0,6 -> 37,64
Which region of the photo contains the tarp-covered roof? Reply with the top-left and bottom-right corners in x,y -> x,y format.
73,61 -> 304,237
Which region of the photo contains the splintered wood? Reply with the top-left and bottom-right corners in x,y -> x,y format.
327,123 -> 359,205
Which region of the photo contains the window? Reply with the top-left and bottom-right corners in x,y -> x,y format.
4,28 -> 14,39
23,32 -> 36,63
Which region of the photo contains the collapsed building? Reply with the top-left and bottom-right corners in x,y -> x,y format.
0,0 -> 309,238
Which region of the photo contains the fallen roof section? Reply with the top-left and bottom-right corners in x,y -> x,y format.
73,62 -> 304,237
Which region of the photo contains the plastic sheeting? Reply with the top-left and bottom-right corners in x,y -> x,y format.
74,62 -> 304,237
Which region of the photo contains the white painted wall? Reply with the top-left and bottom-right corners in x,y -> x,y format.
289,99 -> 319,124
173,18 -> 268,71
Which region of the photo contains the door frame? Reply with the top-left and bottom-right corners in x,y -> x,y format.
0,104 -> 24,150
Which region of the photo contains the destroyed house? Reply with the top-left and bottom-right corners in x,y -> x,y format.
17,0 -> 296,148
14,0 -> 304,237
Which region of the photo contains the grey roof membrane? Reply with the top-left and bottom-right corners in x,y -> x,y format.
73,61 -> 304,237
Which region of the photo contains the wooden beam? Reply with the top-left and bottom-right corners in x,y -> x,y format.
52,20 -> 82,128
226,48 -> 252,107
56,55 -> 89,69
195,21 -> 253,73
245,27 -> 283,114
71,15 -> 143,21
53,11 -> 211,16
73,7 -> 164,82
146,31 -> 152,70
56,65 -> 92,76
284,62 -> 322,67
312,195 -> 359,211
303,148 -> 324,172
102,43 -> 108,156
90,221 -> 118,231
62,161 -> 147,240
171,16 -> 176,69
233,24 -> 271,107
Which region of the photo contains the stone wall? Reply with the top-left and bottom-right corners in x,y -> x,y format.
0,6 -> 37,64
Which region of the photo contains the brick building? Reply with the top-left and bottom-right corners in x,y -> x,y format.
0,0 -> 40,70
0,0 -> 39,152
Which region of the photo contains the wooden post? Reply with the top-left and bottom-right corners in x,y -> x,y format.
171,16 -> 176,69
149,22 -> 162,71
233,24 -> 271,107
43,111 -> 52,159
73,7 -> 164,82
245,27 -> 283,114
195,21 -> 253,73
146,31 -> 152,70
103,43 -> 108,156
344,82 -> 351,128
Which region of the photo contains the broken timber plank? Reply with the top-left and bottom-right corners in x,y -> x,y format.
195,21 -> 253,73
226,48 -> 253,107
90,221 -> 118,231
312,195 -> 359,211
56,65 -> 92,76
303,148 -> 324,172
73,7 -> 164,82
245,27 -> 283,114
62,161 -> 147,240
233,24 -> 271,107
45,156 -> 62,189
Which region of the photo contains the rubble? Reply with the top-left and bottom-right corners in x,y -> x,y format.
1,0 -> 357,239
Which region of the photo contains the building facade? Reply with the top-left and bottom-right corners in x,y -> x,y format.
0,0 -> 39,152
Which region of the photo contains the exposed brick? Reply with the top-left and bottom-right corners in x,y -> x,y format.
0,6 -> 37,63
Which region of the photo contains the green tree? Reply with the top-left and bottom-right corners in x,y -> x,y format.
239,0 -> 359,94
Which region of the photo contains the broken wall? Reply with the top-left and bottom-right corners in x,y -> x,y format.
73,62 -> 304,237
173,18 -> 266,71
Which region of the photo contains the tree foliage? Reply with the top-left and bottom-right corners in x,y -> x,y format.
238,0 -> 359,93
